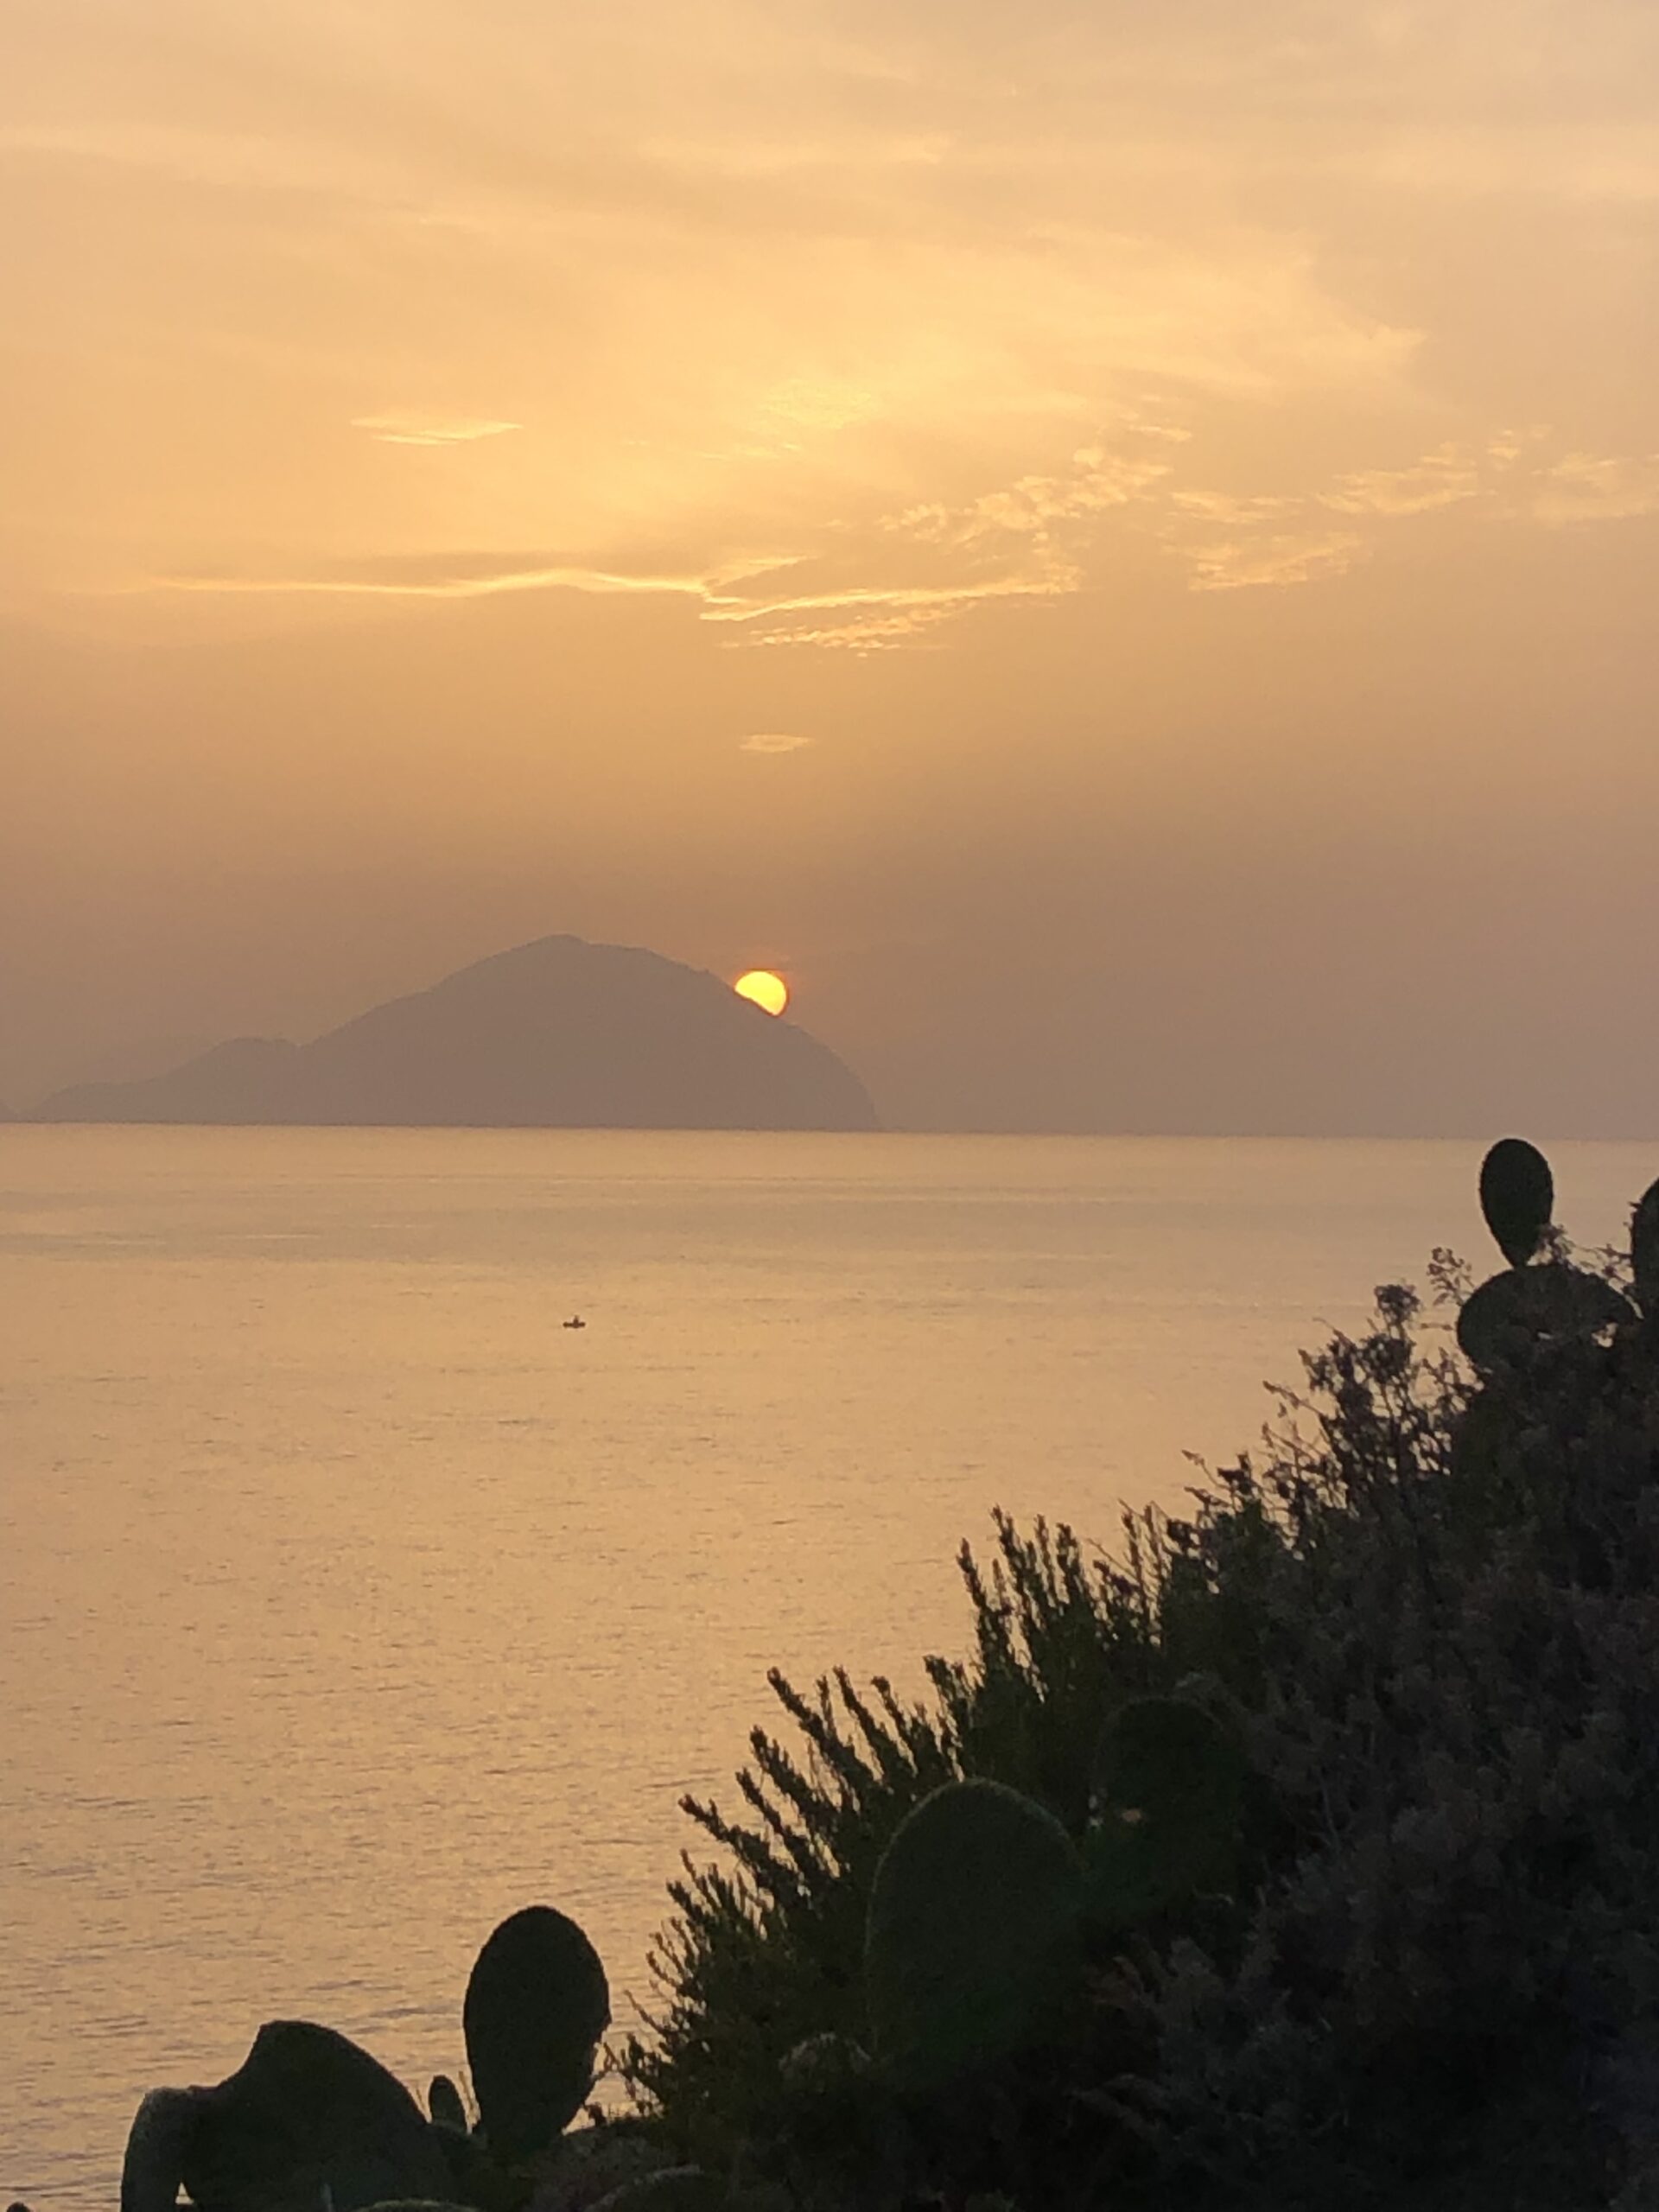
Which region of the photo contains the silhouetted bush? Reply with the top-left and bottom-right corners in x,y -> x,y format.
621,1145 -> 1659,2211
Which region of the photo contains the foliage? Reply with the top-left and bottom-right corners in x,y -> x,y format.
620,1514 -> 1164,2168
1084,1695 -> 1247,1935
620,1144 -> 1659,2211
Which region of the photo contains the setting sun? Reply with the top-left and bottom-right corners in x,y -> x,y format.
733,969 -> 789,1017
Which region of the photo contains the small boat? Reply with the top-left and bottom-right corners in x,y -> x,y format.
563,1314 -> 587,1330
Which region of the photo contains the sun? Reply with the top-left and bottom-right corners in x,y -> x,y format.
733,969 -> 789,1017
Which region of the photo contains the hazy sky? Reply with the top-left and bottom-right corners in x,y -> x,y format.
4,0 -> 1659,1129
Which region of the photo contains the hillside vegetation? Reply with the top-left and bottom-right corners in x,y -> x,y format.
618,1139 -> 1659,2211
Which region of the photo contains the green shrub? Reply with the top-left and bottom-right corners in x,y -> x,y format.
620,1514 -> 1168,2170
623,1146 -> 1659,2210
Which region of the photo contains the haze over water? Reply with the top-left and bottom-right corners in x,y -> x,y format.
5,1126 -> 1655,2209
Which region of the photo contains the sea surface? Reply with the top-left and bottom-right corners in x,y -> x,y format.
3,1127 -> 1654,2209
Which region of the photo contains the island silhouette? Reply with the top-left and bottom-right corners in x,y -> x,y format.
32,935 -> 880,1131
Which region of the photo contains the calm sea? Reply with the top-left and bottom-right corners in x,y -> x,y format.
4,1127 -> 1653,2209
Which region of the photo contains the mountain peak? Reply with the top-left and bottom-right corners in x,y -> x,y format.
34,937 -> 879,1131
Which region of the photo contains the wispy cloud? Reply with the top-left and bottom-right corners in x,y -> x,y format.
158,518 -> 1081,652
1533,450 -> 1659,523
1181,530 -> 1367,594
740,732 -> 813,753
1319,442 -> 1483,517
706,563 -> 1080,650
353,414 -> 522,446
148,557 -> 715,602
887,442 -> 1175,548
1168,489 -> 1300,526
132,419 -> 1659,643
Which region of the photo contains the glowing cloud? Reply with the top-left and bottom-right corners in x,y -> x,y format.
353,415 -> 523,447
1181,531 -> 1367,594
1319,444 -> 1483,517
1533,452 -> 1659,524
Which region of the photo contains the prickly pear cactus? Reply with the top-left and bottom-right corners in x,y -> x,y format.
1478,1138 -> 1554,1268
1085,1695 -> 1244,1933
427,2075 -> 467,2134
463,1905 -> 611,2163
865,1777 -> 1083,2093
1456,1262 -> 1632,1372
122,2022 -> 452,2212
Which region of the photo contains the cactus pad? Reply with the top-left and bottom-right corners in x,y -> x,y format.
1478,1138 -> 1554,1267
463,1905 -> 611,2163
865,1777 -> 1083,2092
1457,1262 -> 1632,1371
144,2021 -> 451,2212
426,2075 -> 467,2134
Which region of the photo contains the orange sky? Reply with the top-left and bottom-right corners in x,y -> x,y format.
4,1 -> 1659,1128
